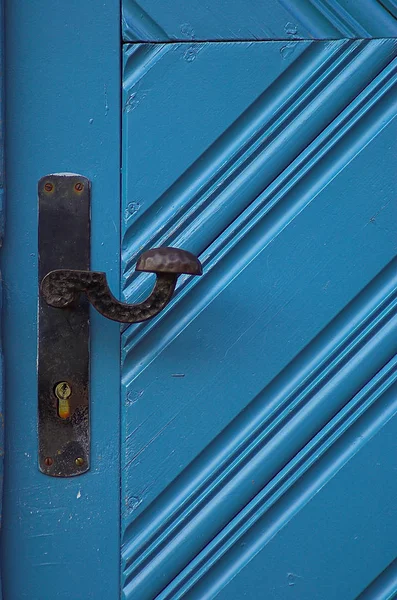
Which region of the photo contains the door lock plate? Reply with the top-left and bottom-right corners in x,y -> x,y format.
38,173 -> 90,477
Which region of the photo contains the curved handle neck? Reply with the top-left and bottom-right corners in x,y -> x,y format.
41,269 -> 178,324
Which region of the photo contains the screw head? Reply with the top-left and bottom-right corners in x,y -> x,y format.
75,457 -> 84,467
44,457 -> 53,467
74,182 -> 84,192
54,381 -> 72,400
44,182 -> 54,192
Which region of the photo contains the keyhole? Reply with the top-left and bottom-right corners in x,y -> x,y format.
55,381 -> 72,419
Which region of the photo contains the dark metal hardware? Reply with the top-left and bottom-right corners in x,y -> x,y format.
41,247 -> 202,323
38,173 -> 202,478
38,173 -> 90,478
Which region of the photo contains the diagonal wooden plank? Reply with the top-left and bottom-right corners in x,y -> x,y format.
121,39 -> 397,600
122,0 -> 397,41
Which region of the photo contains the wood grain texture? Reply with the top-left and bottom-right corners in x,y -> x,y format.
122,0 -> 397,41
121,40 -> 397,599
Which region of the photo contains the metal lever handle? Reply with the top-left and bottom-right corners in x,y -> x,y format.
41,247 -> 202,323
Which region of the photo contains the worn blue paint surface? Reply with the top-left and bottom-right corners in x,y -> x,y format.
122,0 -> 397,41
0,1 -> 4,597
1,2 -> 397,599
0,1 -> 121,598
121,40 -> 397,599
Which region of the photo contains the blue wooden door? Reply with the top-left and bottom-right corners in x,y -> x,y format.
0,2 -> 4,597
1,1 -> 397,599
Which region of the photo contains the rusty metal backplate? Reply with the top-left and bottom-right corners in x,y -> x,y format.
38,173 -> 90,477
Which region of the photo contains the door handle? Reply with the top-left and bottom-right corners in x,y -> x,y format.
41,247 -> 202,323
37,173 -> 202,477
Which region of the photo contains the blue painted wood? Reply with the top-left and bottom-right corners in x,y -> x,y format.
1,2 -> 397,598
0,1 -> 121,598
122,0 -> 397,41
121,40 -> 397,599
0,0 -> 3,240
0,2 -> 4,597
357,558 -> 397,600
